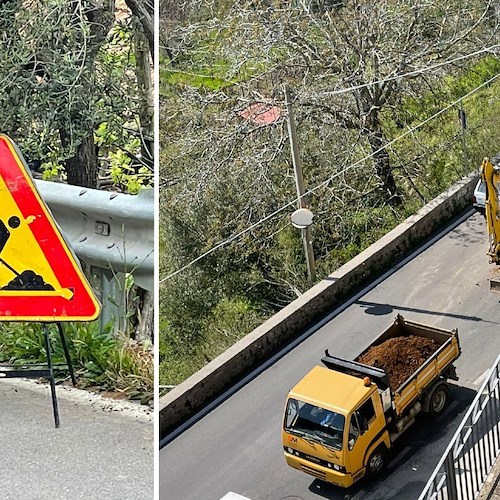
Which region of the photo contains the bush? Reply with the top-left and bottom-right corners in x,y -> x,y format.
0,322 -> 153,401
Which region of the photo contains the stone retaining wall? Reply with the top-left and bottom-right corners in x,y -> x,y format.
160,173 -> 478,438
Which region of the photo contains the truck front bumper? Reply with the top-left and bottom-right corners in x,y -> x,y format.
284,452 -> 355,488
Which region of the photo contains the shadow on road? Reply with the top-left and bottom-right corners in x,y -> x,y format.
306,384 -> 477,499
448,213 -> 488,248
355,299 -> 500,324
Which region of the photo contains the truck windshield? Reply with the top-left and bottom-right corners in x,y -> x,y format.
284,398 -> 345,451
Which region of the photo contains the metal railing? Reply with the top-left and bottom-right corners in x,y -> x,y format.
419,354 -> 500,500
36,180 -> 154,332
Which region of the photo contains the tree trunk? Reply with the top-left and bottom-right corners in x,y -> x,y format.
125,0 -> 153,56
134,28 -> 154,172
61,131 -> 99,188
365,117 -> 401,205
57,1 -> 115,188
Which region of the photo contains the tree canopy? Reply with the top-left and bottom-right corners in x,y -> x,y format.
160,0 -> 500,384
0,0 -> 154,190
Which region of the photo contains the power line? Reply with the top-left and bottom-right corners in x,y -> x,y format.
304,45 -> 499,99
160,71 -> 500,283
158,45 -> 499,181
160,44 -> 498,109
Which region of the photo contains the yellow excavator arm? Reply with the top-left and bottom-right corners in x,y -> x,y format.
481,157 -> 500,263
480,157 -> 500,292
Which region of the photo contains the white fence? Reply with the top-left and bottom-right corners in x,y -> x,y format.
419,355 -> 500,500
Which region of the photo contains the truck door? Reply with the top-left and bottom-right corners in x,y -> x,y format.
346,395 -> 384,475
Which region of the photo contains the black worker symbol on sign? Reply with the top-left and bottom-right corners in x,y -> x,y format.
0,216 -> 55,291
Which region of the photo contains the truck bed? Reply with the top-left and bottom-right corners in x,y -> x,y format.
354,315 -> 460,416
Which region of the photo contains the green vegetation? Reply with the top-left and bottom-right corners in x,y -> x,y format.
0,322 -> 153,402
0,2 -> 153,191
160,1 -> 500,386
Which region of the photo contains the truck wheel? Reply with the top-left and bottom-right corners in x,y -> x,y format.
428,384 -> 449,417
366,447 -> 387,476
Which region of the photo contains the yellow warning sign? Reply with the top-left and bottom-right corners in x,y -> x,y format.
0,134 -> 100,320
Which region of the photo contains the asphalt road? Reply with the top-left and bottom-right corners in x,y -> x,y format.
0,378 -> 153,499
159,211 -> 500,500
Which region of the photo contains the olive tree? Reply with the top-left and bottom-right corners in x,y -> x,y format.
0,0 -> 154,189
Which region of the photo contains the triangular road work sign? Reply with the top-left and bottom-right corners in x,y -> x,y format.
0,135 -> 100,321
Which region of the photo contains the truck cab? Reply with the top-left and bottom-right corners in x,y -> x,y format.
283,366 -> 390,487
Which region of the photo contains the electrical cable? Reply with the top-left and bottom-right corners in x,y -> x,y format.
160,71 -> 500,283
159,44 -> 499,181
161,45 -> 498,107
304,45 -> 499,99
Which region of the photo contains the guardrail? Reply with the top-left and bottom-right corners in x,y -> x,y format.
36,180 -> 154,332
419,354 -> 500,500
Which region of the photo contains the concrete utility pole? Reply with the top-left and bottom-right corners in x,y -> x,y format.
284,84 -> 316,285
458,100 -> 468,176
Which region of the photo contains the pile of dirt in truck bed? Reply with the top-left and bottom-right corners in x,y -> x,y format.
356,335 -> 440,391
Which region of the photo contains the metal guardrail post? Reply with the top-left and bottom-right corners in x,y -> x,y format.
92,267 -> 126,333
36,181 -> 154,333
445,453 -> 459,500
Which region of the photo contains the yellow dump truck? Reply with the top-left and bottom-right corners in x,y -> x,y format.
282,315 -> 460,488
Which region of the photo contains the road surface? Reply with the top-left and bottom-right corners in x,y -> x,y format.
160,211 -> 500,500
0,378 -> 153,499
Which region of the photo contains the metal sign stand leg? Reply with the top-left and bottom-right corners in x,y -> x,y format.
1,324 -> 68,428
43,323 -> 60,428
56,323 -> 76,387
